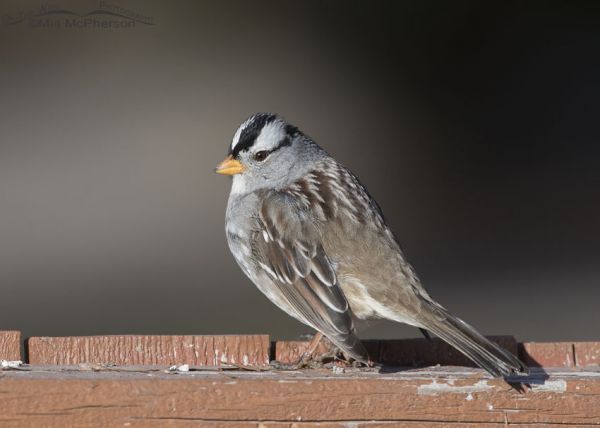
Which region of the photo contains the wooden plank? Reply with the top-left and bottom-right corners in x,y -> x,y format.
66,423 -> 592,427
574,342 -> 600,367
0,367 -> 598,426
27,335 -> 270,366
0,330 -> 21,361
275,336 -> 516,367
519,342 -> 574,368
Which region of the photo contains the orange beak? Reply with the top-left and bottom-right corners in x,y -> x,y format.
215,155 -> 246,175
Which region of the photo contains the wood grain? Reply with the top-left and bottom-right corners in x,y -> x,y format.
519,342 -> 575,368
27,335 -> 270,366
0,367 -> 598,427
0,330 -> 21,361
574,342 -> 600,367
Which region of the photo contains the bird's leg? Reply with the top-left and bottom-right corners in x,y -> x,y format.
300,332 -> 324,363
293,332 -> 324,368
270,332 -> 324,370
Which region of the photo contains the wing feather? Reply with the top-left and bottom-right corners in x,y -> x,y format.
253,190 -> 368,362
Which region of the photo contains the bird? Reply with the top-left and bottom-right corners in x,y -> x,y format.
216,113 -> 528,377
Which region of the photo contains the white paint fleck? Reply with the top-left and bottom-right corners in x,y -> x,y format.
332,365 -> 345,375
0,360 -> 22,369
465,393 -> 473,401
530,380 -> 567,393
168,364 -> 189,372
487,403 -> 494,411
417,380 -> 493,396
243,355 -> 249,365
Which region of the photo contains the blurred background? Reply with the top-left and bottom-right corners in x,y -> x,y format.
0,0 -> 598,342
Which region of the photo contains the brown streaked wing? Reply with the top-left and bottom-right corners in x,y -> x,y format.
253,189 -> 368,362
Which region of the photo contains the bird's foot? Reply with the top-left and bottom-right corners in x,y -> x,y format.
269,360 -> 308,370
270,351 -> 376,371
269,333 -> 376,371
269,351 -> 324,370
317,350 -> 375,370
270,332 -> 326,370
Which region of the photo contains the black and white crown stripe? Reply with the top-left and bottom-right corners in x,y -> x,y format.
229,113 -> 299,159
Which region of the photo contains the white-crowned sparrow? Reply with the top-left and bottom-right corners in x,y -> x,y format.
216,113 -> 527,377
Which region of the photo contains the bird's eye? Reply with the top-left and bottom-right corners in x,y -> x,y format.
253,151 -> 269,162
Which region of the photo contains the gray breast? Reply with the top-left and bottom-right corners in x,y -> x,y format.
225,193 -> 260,278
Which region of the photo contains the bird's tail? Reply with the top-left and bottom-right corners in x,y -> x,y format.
419,301 -> 528,377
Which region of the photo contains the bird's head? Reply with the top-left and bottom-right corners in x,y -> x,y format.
216,113 -> 320,195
